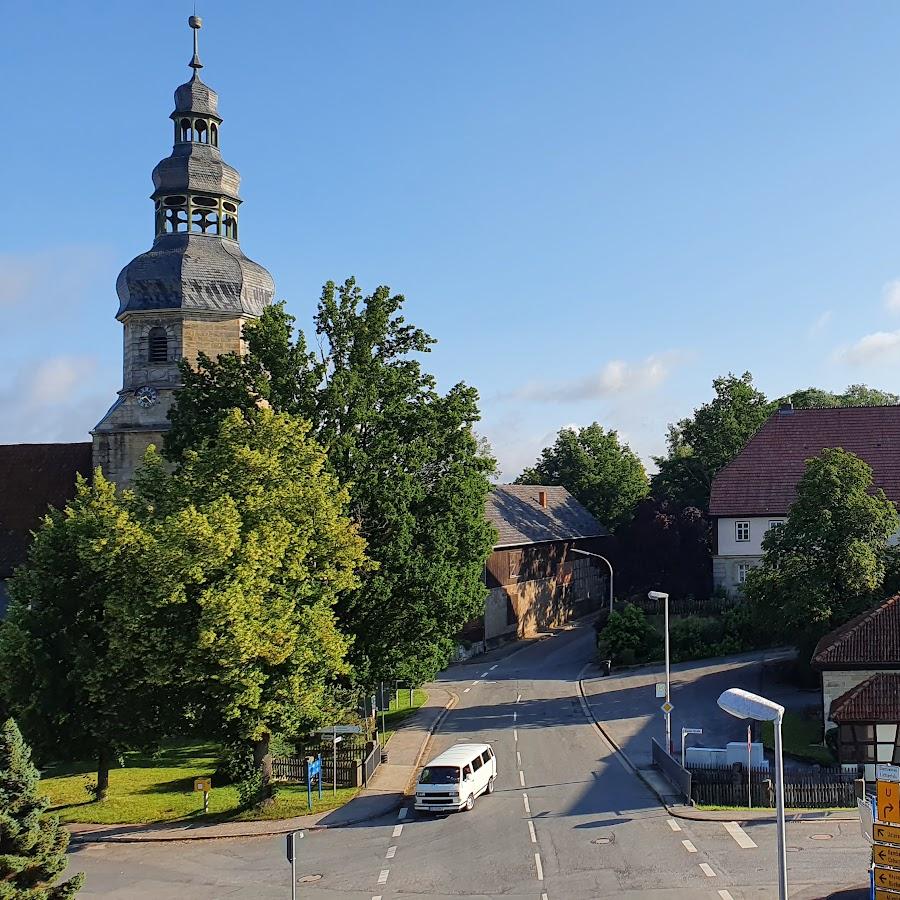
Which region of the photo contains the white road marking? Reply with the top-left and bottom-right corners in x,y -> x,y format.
534,852 -> 544,881
490,664 -> 498,670
481,672 -> 489,677
667,818 -> 681,832
372,896 -> 382,900
463,687 -> 470,693
682,839 -> 697,853
473,680 -> 481,685
397,808 -> 407,821
377,870 -> 389,885
514,729 -> 518,741
517,750 -> 522,766
542,895 -> 548,900
516,693 -> 522,703
523,793 -> 531,814
724,820 -> 757,849
513,711 -> 517,722
392,824 -> 403,838
718,891 -> 735,900
519,770 -> 526,787
699,863 -> 716,877
385,846 -> 396,859
528,820 -> 537,843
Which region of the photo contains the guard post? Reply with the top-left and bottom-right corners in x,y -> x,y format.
193,776 -> 211,813
286,830 -> 303,900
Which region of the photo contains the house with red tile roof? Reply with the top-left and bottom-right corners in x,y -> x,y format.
812,595 -> 900,780
708,404 -> 900,594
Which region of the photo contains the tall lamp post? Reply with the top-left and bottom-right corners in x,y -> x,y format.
570,547 -> 614,615
717,688 -> 788,900
648,591 -> 671,755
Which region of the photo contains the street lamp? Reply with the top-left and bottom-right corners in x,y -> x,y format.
717,688 -> 788,900
648,591 -> 671,755
570,547 -> 614,615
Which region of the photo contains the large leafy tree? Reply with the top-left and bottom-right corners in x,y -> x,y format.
165,280 -> 496,686
0,474 -> 170,799
515,424 -> 649,529
0,719 -> 83,899
129,409 -> 365,788
780,384 -> 899,409
745,448 -> 899,642
653,372 -> 772,510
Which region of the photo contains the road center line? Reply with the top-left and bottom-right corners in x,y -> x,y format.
377,869 -> 389,885
528,820 -> 537,843
534,852 -> 544,881
392,824 -> 403,838
385,846 -> 396,859
372,896 -> 382,900
473,680 -> 481,685
667,818 -> 681,832
514,729 -> 518,741
517,750 -> 522,766
480,671 -> 489,677
682,839 -> 697,853
463,687 -> 470,693
699,863 -> 716,877
718,891 -> 735,900
513,711 -> 517,722
724,820 -> 757,849
490,664 -> 498,670
523,793 -> 531,814
541,894 -> 548,900
519,770 -> 526,787
397,808 -> 407,821
516,693 -> 522,703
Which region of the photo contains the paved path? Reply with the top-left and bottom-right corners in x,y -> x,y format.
66,626 -> 872,898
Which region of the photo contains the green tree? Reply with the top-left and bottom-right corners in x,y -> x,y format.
653,372 -> 772,509
0,718 -> 83,899
0,474 -> 169,800
778,383 -> 899,409
745,448 -> 899,641
164,280 -> 496,686
516,424 -> 649,528
130,409 -> 366,793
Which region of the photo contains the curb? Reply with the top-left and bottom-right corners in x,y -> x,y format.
577,666 -> 858,825
68,688 -> 459,844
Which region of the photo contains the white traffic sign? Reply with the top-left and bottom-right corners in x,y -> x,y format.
878,765 -> 900,783
319,725 -> 362,735
655,683 -> 666,699
660,701 -> 674,715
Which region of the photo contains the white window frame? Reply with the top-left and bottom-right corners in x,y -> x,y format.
737,563 -> 751,584
768,519 -> 785,531
735,520 -> 750,542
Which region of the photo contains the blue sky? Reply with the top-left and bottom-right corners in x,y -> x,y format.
4,2 -> 900,479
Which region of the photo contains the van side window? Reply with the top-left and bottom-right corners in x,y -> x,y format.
463,764 -> 473,779
472,755 -> 483,771
481,749 -> 492,764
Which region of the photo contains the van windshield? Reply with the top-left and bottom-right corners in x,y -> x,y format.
419,765 -> 460,785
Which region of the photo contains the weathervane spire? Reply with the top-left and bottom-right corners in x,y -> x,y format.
188,14 -> 203,74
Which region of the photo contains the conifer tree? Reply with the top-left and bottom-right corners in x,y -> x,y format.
0,718 -> 83,899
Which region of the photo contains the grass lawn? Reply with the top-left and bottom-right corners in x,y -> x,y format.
381,688 -> 428,745
41,742 -> 358,825
760,711 -> 835,767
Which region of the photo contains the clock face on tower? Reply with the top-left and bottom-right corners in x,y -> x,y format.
135,386 -> 159,409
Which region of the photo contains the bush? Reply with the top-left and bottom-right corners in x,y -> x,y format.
598,604 -> 662,665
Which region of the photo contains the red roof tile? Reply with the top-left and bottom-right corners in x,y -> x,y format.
813,595 -> 900,669
829,673 -> 900,722
709,406 -> 900,517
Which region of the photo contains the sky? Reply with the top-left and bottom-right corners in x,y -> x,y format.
4,2 -> 900,479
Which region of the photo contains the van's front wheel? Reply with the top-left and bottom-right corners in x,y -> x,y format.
486,776 -> 495,795
464,793 -> 475,811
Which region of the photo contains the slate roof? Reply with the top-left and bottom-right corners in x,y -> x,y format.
709,406 -> 900,517
485,485 -> 609,548
829,673 -> 900,722
0,443 -> 92,578
812,595 -> 900,670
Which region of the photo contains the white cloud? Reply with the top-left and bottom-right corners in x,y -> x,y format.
27,357 -> 98,406
0,247 -> 112,311
884,280 -> 900,314
505,352 -> 679,404
808,310 -> 832,337
839,330 -> 900,365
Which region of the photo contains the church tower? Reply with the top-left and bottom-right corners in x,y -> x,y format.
92,16 -> 275,485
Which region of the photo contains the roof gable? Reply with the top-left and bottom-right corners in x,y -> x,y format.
709,406 -> 900,517
829,673 -> 900,722
485,485 -> 608,548
813,594 -> 900,669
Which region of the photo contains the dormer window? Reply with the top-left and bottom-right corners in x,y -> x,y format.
148,327 -> 168,364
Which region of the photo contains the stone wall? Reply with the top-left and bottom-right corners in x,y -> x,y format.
181,315 -> 246,365
92,427 -> 166,488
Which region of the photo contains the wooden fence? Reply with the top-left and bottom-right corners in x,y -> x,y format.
272,749 -> 367,789
689,764 -> 856,808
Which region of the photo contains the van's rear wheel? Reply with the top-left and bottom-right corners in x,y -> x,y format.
464,793 -> 475,811
486,776 -> 495,795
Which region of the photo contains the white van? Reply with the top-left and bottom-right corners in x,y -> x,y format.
414,743 -> 497,812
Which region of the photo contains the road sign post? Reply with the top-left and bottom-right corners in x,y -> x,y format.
193,777 -> 211,813
286,830 -> 303,900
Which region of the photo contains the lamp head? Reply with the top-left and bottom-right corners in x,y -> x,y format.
717,688 -> 784,723
648,591 -> 668,601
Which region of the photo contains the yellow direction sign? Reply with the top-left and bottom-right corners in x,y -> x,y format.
875,823 -> 900,845
880,781 -> 900,825
876,889 -> 900,900
876,867 -> 900,891
875,843 -> 900,868
194,777 -> 211,792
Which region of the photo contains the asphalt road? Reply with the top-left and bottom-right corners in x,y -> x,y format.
68,625 -> 872,899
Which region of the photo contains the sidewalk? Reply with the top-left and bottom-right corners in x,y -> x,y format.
67,686 -> 455,843
578,653 -> 859,824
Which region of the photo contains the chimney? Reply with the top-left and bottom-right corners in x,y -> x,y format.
538,490 -> 547,508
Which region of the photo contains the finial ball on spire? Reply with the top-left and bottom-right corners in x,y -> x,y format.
189,15 -> 202,30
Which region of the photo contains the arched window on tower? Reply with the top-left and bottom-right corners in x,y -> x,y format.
179,118 -> 191,142
210,123 -> 218,147
148,327 -> 168,364
196,120 -> 208,144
